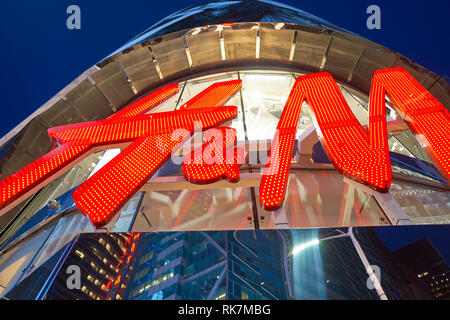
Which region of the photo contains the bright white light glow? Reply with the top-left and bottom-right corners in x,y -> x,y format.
292,239 -> 320,255
244,73 -> 287,81
88,148 -> 121,179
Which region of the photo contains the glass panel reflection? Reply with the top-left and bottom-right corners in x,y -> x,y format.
39,225 -> 450,300
131,187 -> 256,232
0,151 -> 104,248
0,209 -> 92,297
241,71 -> 295,141
256,170 -> 389,229
390,181 -> 450,224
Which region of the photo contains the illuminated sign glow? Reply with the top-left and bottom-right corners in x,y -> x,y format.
373,68 -> 449,181
260,68 -> 449,211
0,83 -> 180,217
0,68 -> 448,227
182,127 -> 246,184
259,87 -> 306,211
0,80 -> 241,227
294,71 -> 392,191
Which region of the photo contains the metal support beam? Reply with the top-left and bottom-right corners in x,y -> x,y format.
272,207 -> 289,229
141,173 -> 261,191
342,184 -> 356,226
343,178 -> 411,225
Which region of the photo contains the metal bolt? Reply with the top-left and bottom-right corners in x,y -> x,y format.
48,199 -> 61,211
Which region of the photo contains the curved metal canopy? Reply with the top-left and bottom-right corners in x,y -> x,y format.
108,0 -> 356,58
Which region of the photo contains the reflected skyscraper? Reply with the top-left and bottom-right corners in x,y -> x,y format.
390,238 -> 450,300
17,227 -> 445,300
44,230 -> 289,300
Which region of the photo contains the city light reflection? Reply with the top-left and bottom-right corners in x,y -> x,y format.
292,239 -> 320,255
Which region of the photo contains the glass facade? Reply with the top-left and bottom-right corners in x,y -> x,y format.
6,225 -> 446,300
113,70 -> 448,231
0,68 -> 448,299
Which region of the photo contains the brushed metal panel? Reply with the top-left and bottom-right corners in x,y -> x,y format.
39,99 -> 85,127
2,149 -> 36,176
91,62 -> 135,109
16,118 -> 52,158
260,28 -> 295,62
65,79 -> 113,120
223,29 -> 257,61
1,117 -> 53,177
151,37 -> 190,78
324,37 -> 364,82
293,31 -> 330,71
350,48 -> 396,93
428,78 -> 450,110
185,31 -> 222,69
117,48 -> 160,93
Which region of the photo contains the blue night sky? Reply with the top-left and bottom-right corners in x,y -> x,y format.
375,225 -> 450,265
0,0 -> 449,138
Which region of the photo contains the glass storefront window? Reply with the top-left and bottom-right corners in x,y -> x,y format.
131,187 -> 256,232
241,71 -> 295,141
42,226 -> 450,300
0,151 -> 104,247
111,192 -> 144,232
255,169 -> 389,229
0,209 -> 92,297
390,181 -> 450,224
394,130 -> 433,163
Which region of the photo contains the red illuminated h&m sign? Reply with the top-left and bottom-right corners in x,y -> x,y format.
0,68 -> 448,227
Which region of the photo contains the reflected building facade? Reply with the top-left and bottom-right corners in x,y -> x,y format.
0,0 -> 449,300
391,238 -> 450,300
23,227 -> 449,300
44,230 -> 290,300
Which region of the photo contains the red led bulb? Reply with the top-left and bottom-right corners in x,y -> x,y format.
182,127 -> 246,184
0,80 -> 241,227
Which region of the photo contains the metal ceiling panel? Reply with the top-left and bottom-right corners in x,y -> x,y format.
65,79 -> 114,120
39,99 -> 85,127
1,117 -> 52,177
1,149 -> 36,178
15,118 -> 52,158
117,48 -> 160,94
185,31 -> 222,69
260,28 -> 295,63
292,30 -> 330,71
91,62 -> 135,109
428,78 -> 450,109
223,29 -> 257,61
151,36 -> 190,79
324,37 -> 365,82
349,47 -> 396,93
